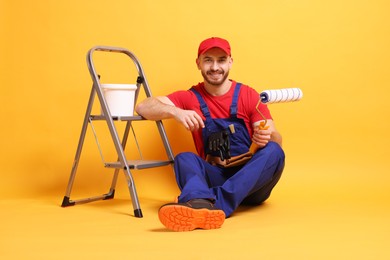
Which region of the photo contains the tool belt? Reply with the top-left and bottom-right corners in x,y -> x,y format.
206,151 -> 253,168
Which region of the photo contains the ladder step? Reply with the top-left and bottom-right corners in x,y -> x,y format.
89,115 -> 145,121
105,160 -> 173,170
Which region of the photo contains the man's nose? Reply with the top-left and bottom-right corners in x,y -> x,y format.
211,61 -> 219,70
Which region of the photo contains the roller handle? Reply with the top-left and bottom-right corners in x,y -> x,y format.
249,121 -> 269,154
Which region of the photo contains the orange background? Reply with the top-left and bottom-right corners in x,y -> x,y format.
1,0 -> 389,259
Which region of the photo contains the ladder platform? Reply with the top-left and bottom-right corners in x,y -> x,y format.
90,115 -> 145,121
105,160 -> 173,170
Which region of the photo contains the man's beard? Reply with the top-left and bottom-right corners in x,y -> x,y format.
202,69 -> 229,86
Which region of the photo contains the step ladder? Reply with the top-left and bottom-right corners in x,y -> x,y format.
61,46 -> 174,218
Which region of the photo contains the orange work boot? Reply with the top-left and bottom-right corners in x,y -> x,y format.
158,199 -> 226,232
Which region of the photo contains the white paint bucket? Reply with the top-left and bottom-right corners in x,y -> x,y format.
101,84 -> 137,116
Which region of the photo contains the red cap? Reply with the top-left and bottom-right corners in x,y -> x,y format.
197,37 -> 231,57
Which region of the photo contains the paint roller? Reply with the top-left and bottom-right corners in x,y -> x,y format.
249,88 -> 303,154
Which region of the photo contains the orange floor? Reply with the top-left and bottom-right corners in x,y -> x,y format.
1,159 -> 389,260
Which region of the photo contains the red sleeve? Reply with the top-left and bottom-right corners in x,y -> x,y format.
167,90 -> 193,109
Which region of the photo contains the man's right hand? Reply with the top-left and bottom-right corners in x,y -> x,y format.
172,107 -> 205,131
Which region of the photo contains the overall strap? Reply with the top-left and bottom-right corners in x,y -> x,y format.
230,83 -> 242,118
190,82 -> 242,118
190,87 -> 211,118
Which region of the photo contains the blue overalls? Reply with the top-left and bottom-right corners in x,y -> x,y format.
174,83 -> 285,217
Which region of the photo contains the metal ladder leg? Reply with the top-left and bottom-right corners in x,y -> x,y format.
123,167 -> 142,217
62,87 -> 96,207
108,120 -> 143,217
101,104 -> 143,217
104,121 -> 134,201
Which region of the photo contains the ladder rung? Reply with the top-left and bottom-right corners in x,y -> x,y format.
105,160 -> 173,170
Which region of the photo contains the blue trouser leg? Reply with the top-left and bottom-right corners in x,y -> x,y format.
212,142 -> 285,216
174,141 -> 285,217
174,152 -> 223,203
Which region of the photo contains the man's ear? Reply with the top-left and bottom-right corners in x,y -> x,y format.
196,58 -> 201,69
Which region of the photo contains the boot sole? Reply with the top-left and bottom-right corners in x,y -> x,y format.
158,204 -> 226,232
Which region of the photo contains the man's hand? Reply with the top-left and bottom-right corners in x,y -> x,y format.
252,128 -> 272,148
172,108 -> 205,131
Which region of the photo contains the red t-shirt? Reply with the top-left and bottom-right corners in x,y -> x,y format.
167,80 -> 272,158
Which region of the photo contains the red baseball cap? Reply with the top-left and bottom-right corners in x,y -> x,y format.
197,37 -> 231,57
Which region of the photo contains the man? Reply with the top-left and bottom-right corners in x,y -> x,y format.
135,37 -> 285,232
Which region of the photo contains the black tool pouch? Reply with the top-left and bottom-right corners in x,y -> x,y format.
206,130 -> 231,161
